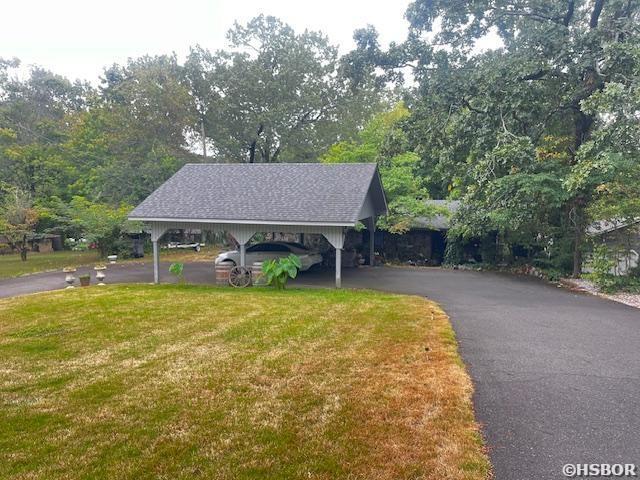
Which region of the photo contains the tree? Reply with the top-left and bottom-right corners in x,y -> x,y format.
322,104 -> 442,233
67,196 -> 133,257
62,103 -> 192,205
567,76 -> 640,225
80,55 -> 197,204
184,15 -> 380,163
345,0 -> 640,276
0,61 -> 90,199
0,185 -> 38,261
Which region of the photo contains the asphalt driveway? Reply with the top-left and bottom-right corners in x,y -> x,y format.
1,264 -> 639,479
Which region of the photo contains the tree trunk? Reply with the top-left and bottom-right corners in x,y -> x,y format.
569,199 -> 586,278
248,140 -> 257,163
200,118 -> 207,161
20,234 -> 28,262
272,146 -> 281,163
248,124 -> 264,164
572,224 -> 583,278
569,108 -> 595,278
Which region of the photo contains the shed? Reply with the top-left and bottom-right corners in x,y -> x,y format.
587,218 -> 640,275
129,163 -> 387,287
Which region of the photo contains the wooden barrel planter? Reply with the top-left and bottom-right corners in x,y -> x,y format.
215,263 -> 233,286
252,262 -> 266,286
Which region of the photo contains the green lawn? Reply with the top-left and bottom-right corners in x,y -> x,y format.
0,247 -> 219,279
0,286 -> 489,480
0,250 -> 101,279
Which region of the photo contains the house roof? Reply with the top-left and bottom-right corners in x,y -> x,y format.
129,163 -> 387,226
587,218 -> 640,236
414,200 -> 461,230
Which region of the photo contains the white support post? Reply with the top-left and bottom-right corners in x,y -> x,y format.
322,227 -> 345,289
240,243 -> 246,267
227,227 -> 255,269
368,216 -> 376,266
150,222 -> 168,285
335,248 -> 342,288
152,240 -> 160,284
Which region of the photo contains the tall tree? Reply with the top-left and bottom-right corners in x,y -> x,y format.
346,0 -> 640,275
0,60 -> 90,199
184,15 -> 380,163
322,103 -> 442,233
0,185 -> 38,261
64,55 -> 197,204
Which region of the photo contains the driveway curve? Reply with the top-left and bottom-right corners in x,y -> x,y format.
1,264 -> 639,479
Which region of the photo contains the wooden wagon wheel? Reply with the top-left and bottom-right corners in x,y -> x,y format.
229,266 -> 252,288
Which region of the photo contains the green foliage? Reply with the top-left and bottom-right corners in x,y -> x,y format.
2,3 -> 638,281
567,77 -> 640,224
66,197 -> 133,257
346,0 -> 640,276
1,18 -> 381,250
0,185 -> 38,260
322,104 -> 440,233
261,254 -> 302,290
169,262 -> 185,283
587,244 -> 640,293
589,244 -> 617,291
184,15 -> 380,163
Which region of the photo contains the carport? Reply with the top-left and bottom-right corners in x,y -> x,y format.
128,163 -> 387,287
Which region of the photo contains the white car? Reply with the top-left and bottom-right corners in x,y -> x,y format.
215,242 -> 322,271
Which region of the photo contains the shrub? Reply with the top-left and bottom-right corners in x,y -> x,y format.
169,262 -> 185,283
590,244 -> 616,292
261,254 -> 301,290
67,197 -> 134,258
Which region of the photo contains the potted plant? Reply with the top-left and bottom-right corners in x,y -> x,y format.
79,274 -> 90,287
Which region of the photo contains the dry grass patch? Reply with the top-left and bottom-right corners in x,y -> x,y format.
0,250 -> 101,279
0,285 -> 489,479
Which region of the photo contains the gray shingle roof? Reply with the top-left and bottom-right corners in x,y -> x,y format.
414,200 -> 461,230
587,218 -> 640,236
129,163 -> 387,225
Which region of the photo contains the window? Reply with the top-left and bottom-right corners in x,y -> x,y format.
246,243 -> 291,253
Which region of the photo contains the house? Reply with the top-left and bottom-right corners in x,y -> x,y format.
374,200 -> 461,265
586,219 -> 640,275
129,163 -> 387,287
269,199 -> 463,266
0,233 -> 62,254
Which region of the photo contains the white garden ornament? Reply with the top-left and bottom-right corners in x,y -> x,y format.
62,267 -> 76,288
94,265 -> 106,285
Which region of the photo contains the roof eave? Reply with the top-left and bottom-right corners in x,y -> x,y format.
127,216 -> 355,228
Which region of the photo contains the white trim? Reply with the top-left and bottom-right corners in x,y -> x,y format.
322,228 -> 345,250
354,167 -> 388,221
227,226 -> 256,245
129,216 -> 354,227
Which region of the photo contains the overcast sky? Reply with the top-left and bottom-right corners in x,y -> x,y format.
1,0 -> 422,83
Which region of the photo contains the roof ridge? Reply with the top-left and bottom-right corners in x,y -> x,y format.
182,162 -> 378,166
